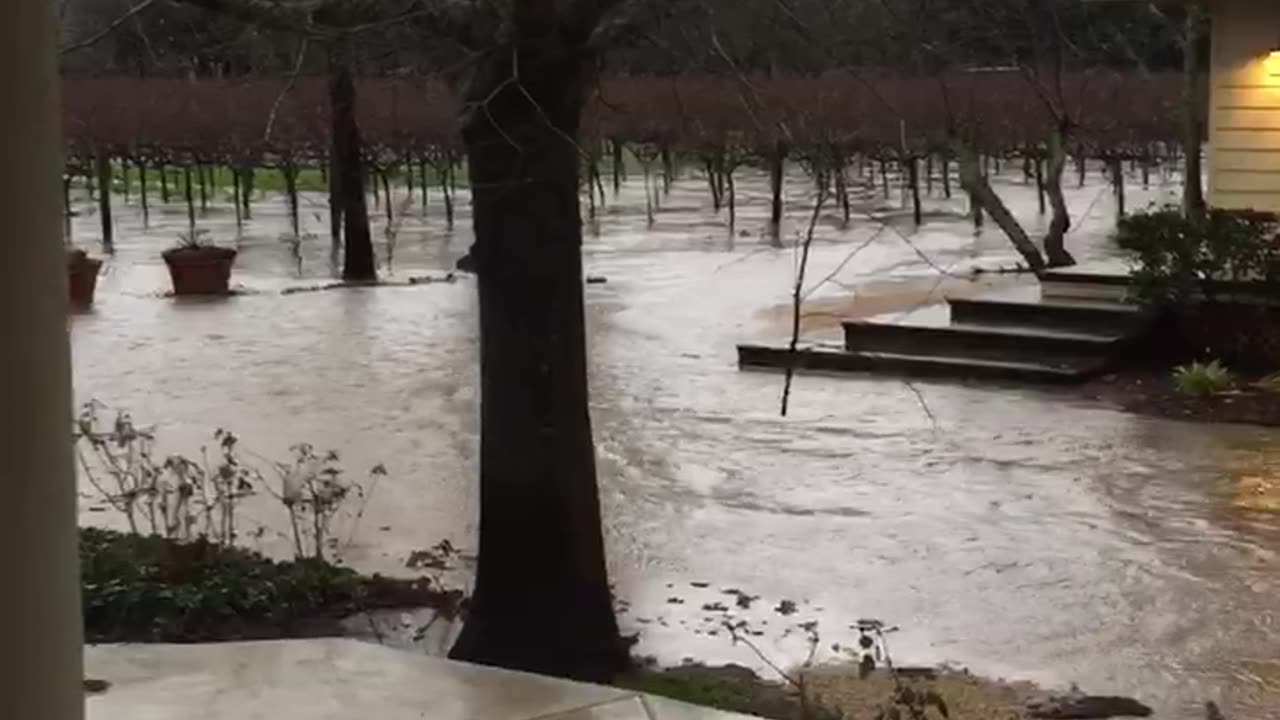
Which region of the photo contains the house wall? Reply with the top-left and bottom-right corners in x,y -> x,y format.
1209,0 -> 1280,212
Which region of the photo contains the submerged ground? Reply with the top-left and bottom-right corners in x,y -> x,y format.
70,164 -> 1280,719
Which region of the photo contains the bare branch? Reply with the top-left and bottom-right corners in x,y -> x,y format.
61,0 -> 161,56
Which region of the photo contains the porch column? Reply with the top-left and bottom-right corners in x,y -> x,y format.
0,2 -> 84,720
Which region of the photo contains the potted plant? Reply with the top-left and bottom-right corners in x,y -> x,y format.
67,248 -> 103,309
162,230 -> 237,296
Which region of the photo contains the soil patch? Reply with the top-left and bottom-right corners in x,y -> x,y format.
1083,373 -> 1280,428
621,663 -> 1054,720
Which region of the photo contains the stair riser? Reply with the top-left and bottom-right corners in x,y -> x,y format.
842,323 -> 1119,361
1040,281 -> 1130,303
737,346 -> 1098,384
948,299 -> 1144,334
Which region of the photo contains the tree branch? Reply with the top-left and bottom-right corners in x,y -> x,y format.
61,0 -> 161,55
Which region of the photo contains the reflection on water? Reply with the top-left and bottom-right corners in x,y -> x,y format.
69,172 -> 1279,719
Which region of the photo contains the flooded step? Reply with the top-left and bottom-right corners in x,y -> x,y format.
842,317 -> 1127,360
1040,260 -> 1132,302
737,344 -> 1106,384
947,290 -> 1148,334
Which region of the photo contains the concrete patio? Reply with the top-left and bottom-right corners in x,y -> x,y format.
84,639 -> 759,720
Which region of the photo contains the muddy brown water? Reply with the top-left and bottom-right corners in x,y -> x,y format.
70,170 -> 1279,718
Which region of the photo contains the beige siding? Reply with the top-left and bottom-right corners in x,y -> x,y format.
1209,0 -> 1280,213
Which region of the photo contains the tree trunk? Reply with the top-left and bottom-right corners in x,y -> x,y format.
1109,157 -> 1126,220
926,155 -> 934,195
63,176 -> 72,240
329,48 -> 376,282
443,163 -> 456,229
240,166 -> 254,219
232,166 -> 242,232
835,164 -> 850,227
727,165 -> 736,232
138,161 -> 149,228
908,156 -> 922,227
160,164 -> 169,203
95,152 -> 113,253
329,151 -> 344,258
419,156 -> 429,214
942,156 -> 952,198
1183,2 -> 1207,219
880,159 -> 890,198
447,27 -> 626,684
660,144 -> 673,195
283,161 -> 300,238
197,162 -> 208,214
957,141 -> 1046,271
121,163 -> 130,203
769,140 -> 786,239
183,165 -> 195,234
1043,127 -> 1075,268
1035,157 -> 1046,215
642,164 -> 654,225
611,139 -> 623,194
705,157 -> 722,211
381,171 -> 393,226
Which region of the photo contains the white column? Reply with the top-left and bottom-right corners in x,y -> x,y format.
0,2 -> 83,720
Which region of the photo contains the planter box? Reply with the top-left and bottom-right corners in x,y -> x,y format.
162,246 -> 237,296
67,249 -> 102,309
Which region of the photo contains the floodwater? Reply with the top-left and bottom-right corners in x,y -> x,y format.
70,165 -> 1280,719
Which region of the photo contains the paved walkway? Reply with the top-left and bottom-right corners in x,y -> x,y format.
84,639 -> 759,719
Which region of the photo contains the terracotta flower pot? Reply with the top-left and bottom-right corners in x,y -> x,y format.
162,245 -> 237,296
67,249 -> 103,309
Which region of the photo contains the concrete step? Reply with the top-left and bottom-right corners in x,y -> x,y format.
1040,261 -> 1132,302
843,312 -> 1127,361
737,344 -> 1106,384
843,320 -> 1126,360
947,288 -> 1148,334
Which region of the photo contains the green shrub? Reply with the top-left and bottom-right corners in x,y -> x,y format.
1172,360 -> 1235,397
1116,207 -> 1280,306
81,527 -> 460,643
